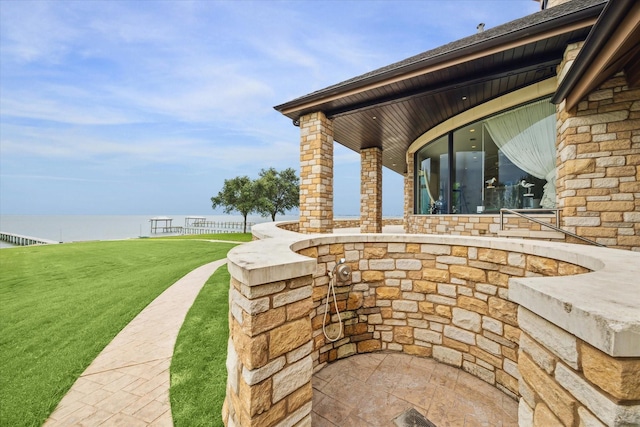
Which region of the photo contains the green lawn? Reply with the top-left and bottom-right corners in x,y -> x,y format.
0,238 -> 236,427
158,232 -> 252,242
170,266 -> 231,427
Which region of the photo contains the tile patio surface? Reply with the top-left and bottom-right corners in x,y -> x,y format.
312,352 -> 518,427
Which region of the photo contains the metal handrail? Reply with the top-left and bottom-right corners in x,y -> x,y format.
499,208 -> 605,247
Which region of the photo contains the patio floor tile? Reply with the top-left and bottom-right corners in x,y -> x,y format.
312,353 -> 518,427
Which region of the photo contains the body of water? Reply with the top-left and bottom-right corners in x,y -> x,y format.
0,214 -> 297,248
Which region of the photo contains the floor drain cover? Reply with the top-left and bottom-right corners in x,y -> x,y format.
393,408 -> 437,427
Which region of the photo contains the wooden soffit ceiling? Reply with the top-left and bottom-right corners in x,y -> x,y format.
275,1 -> 604,175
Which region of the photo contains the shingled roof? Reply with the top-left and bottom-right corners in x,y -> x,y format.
276,0 -> 605,112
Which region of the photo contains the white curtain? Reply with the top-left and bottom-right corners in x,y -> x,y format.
484,99 -> 557,208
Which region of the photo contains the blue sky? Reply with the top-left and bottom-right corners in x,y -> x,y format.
0,0 -> 539,216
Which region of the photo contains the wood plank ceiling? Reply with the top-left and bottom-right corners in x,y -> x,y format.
275,2 -> 604,175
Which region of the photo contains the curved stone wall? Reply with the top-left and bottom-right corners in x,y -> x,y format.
294,238 -> 589,399
223,222 -> 640,427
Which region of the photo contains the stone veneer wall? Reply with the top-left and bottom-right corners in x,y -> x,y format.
360,147 -> 383,233
223,226 -> 640,427
299,112 -> 334,234
556,43 -> 640,251
406,214 -> 565,240
297,240 -> 587,401
276,218 -> 403,232
224,272 -> 315,427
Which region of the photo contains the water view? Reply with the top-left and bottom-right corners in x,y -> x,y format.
0,214 -> 297,248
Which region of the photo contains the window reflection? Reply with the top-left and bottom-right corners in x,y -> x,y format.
415,98 -> 554,215
416,136 -> 448,214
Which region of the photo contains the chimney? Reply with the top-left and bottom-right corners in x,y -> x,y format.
477,23 -> 485,33
538,0 -> 574,9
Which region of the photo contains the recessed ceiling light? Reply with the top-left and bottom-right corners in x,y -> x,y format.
470,129 -> 475,132
462,96 -> 467,100
471,145 -> 476,148
372,116 -> 377,120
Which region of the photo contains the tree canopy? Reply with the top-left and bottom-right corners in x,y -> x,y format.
211,176 -> 259,233
255,167 -> 299,221
211,168 -> 299,232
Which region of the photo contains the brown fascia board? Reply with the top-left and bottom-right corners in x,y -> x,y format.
274,1 -> 605,119
553,0 -> 640,108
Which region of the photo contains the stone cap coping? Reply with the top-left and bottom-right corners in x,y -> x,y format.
228,221 -> 640,358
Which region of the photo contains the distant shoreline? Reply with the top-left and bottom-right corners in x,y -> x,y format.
0,214 -> 300,246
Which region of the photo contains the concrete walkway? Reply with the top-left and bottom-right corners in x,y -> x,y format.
44,258 -> 228,427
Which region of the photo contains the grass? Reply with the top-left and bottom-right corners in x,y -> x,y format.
170,266 -> 231,427
0,239 -> 236,427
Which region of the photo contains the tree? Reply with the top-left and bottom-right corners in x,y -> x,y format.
211,176 -> 259,233
255,167 -> 300,221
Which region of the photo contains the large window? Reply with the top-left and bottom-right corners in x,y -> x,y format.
415,98 -> 555,215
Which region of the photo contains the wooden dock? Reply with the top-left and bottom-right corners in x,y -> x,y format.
149,217 -> 183,234
0,232 -> 59,246
149,216 -> 252,235
183,216 -> 252,234
182,226 -> 249,234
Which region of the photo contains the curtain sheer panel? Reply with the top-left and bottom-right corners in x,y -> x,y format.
484,99 -> 557,208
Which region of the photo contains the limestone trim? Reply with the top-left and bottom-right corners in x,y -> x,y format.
510,268 -> 640,357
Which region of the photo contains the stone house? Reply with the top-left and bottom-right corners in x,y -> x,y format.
274,0 -> 640,251
223,1 -> 640,426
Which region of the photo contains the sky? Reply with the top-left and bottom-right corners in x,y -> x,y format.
0,0 -> 540,216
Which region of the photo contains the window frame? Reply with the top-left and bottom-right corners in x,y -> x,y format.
413,97 -> 553,215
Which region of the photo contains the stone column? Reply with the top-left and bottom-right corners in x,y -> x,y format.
404,154 -> 415,233
556,42 -> 640,250
360,147 -> 383,233
299,112 -> 334,234
223,273 -> 315,427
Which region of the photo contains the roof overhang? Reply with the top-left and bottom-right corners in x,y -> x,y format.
275,1 -> 605,175
553,0 -> 640,109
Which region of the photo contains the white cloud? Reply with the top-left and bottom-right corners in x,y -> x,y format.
1,91 -> 142,125
0,0 -> 542,215
0,1 -> 80,64
0,119 -> 299,176
0,174 -> 125,183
